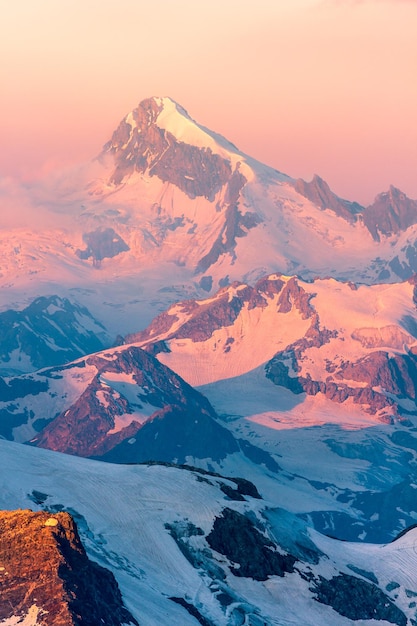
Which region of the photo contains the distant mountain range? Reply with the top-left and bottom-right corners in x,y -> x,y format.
1,97 -> 417,625
0,294 -> 110,375
1,96 -> 417,336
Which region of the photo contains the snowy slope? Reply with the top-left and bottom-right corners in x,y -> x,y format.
0,439 -> 415,626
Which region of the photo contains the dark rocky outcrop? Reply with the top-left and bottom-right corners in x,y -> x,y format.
0,509 -> 138,625
0,375 -> 48,403
206,507 -> 296,580
76,227 -> 129,265
312,573 -> 407,625
169,597 -> 214,626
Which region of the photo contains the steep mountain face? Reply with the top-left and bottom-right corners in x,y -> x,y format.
0,295 -> 110,375
128,273 -> 417,423
0,344 -> 238,463
0,440 -> 414,626
0,508 -> 138,626
293,174 -> 363,222
94,96 -> 267,278
363,185 -> 417,241
102,97 -> 237,198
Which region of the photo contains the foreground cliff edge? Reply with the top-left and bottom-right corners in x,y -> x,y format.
0,509 -> 138,626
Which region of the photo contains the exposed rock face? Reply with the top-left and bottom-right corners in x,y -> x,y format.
0,295 -> 109,375
76,227 -> 129,265
294,178 -> 417,247
29,345 -> 237,462
195,167 -> 261,274
276,275 -> 315,318
312,573 -> 407,625
266,345 -> 417,421
293,174 -> 363,222
206,507 -> 296,580
102,97 -> 232,200
127,275 -> 287,346
363,186 -> 417,241
0,509 -> 138,626
128,272 -> 417,423
96,402 -> 239,464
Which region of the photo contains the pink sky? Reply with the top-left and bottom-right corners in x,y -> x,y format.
1,0 -> 416,205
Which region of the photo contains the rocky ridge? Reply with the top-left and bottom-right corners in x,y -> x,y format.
0,508 -> 138,626
25,346 -> 233,459
293,174 -> 363,223
0,344 -> 241,464
128,273 -> 417,422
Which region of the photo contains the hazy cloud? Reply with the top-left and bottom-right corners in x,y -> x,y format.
0,168 -> 88,231
0,178 -> 53,230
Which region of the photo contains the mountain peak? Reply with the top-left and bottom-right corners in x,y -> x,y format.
363,185 -> 417,240
123,96 -> 190,132
104,96 -> 241,167
99,96 -> 248,198
373,185 -> 406,202
293,174 -> 363,222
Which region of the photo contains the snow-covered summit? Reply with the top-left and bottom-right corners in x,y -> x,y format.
2,97 -> 417,340
99,95 -> 260,190
139,96 -> 243,159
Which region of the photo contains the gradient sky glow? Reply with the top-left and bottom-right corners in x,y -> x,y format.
1,0 -> 416,204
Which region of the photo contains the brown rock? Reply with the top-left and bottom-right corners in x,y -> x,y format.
363,186 -> 417,241
0,509 -> 138,625
277,277 -> 315,319
293,174 -> 362,223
